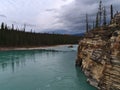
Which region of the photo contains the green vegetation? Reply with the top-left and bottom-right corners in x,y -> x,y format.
0,22 -> 81,47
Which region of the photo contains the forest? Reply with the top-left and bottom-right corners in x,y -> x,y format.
0,22 -> 81,47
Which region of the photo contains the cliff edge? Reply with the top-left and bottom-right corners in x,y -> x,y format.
76,14 -> 120,90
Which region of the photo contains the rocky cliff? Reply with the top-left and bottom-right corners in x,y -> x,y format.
76,20 -> 120,90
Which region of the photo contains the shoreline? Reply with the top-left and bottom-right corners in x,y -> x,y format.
0,44 -> 75,51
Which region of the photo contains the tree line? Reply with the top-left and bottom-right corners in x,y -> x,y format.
86,0 -> 116,32
0,22 -> 81,47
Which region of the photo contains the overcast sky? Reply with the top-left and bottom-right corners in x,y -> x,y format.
0,0 -> 120,34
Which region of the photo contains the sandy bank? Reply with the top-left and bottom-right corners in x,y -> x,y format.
0,44 -> 73,51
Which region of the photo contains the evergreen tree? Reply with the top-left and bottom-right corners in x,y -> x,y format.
1,22 -> 4,30
93,21 -> 95,29
111,4 -> 113,20
12,24 -> 14,30
96,12 -> 99,28
86,14 -> 89,33
103,6 -> 107,26
23,24 -> 26,32
98,0 -> 102,26
5,24 -> 8,30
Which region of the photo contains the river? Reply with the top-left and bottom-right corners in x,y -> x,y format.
0,45 -> 97,90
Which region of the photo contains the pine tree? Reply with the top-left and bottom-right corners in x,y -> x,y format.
23,24 -> 26,32
86,14 -> 89,33
98,0 -> 102,26
93,21 -> 95,29
5,24 -> 8,30
103,6 -> 106,26
111,4 -> 113,20
1,22 -> 4,30
96,12 -> 99,28
12,24 -> 14,30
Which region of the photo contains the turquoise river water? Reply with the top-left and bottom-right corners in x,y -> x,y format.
0,45 -> 97,90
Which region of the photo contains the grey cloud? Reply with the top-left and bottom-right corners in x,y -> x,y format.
0,14 -> 7,18
25,23 -> 36,27
57,0 -> 120,32
62,0 -> 68,2
45,9 -> 58,13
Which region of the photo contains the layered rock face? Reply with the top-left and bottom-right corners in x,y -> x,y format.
76,30 -> 120,90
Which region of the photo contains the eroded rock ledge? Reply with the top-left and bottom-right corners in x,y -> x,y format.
76,29 -> 120,90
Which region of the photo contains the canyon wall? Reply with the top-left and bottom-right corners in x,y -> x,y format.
76,29 -> 120,90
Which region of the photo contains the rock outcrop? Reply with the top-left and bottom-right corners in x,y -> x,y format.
76,29 -> 120,90
76,15 -> 120,90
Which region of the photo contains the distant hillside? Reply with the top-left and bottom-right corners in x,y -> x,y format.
43,30 -> 69,34
72,33 -> 85,37
42,29 -> 83,35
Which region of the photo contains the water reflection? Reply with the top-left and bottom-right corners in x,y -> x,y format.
0,49 -> 63,73
1,62 -> 7,71
0,50 -> 29,72
0,50 -> 32,72
75,67 -> 97,90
